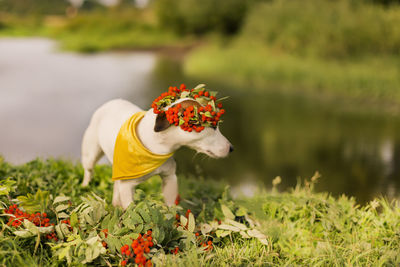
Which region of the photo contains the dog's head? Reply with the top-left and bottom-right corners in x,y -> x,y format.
153,98 -> 233,158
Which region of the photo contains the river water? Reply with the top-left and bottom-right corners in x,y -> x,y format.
1,38 -> 400,203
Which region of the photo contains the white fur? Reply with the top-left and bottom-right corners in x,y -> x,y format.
81,99 -> 232,209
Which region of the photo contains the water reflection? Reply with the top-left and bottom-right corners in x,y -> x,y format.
151,55 -> 400,203
0,39 -> 399,203
0,38 -> 155,163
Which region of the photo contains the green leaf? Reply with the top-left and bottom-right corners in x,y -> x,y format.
193,84 -> 206,90
215,229 -> 230,238
247,229 -> 268,245
56,204 -> 69,213
197,97 -> 209,106
14,230 -> 35,238
105,236 -> 121,254
53,196 -> 70,204
24,219 -> 39,235
204,111 -> 213,118
221,204 -> 235,220
180,215 -> 188,227
17,190 -> 49,213
137,207 -> 151,223
58,247 -> 70,261
86,236 -> 99,246
153,226 -> 165,243
235,206 -> 247,217
216,96 -> 230,102
225,219 -> 247,230
209,100 -> 216,110
58,212 -> 69,219
38,225 -> 54,234
240,231 -> 250,238
55,224 -> 64,239
131,212 -> 144,224
150,208 -> 161,224
70,212 -> 78,228
209,91 -> 218,97
84,213 -> 95,226
188,213 -> 195,232
180,91 -> 190,98
0,178 -> 16,196
200,223 -> 213,235
218,224 -> 240,232
60,223 -> 71,236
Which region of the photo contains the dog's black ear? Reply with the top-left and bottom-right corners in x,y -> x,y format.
154,112 -> 171,132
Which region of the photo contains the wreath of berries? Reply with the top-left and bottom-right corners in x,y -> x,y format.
151,84 -> 226,133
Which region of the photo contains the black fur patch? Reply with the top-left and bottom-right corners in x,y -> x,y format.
154,112 -> 171,132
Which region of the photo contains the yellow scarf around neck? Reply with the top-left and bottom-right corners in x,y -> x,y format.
112,111 -> 174,181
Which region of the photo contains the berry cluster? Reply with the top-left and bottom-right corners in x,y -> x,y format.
120,230 -> 154,266
4,204 -> 52,228
174,194 -> 181,205
170,246 -> 179,255
4,204 -> 59,241
61,219 -> 73,230
46,232 -> 58,241
101,228 -> 108,248
174,209 -> 197,232
201,240 -> 214,251
151,84 -> 226,133
174,209 -> 216,251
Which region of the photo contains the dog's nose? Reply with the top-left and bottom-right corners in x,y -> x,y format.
229,145 -> 234,153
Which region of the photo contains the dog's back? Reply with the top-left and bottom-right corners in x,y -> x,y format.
81,99 -> 141,185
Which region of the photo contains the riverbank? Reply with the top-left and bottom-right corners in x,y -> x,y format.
3,1 -> 400,115
0,10 -> 192,53
184,43 -> 400,115
0,159 -> 399,265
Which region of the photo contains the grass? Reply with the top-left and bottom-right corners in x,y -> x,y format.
1,158 -> 400,266
184,42 -> 400,112
0,9 -> 189,53
183,0 -> 400,113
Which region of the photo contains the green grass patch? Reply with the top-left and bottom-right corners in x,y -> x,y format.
1,158 -> 399,266
0,8 -> 189,52
183,0 -> 400,112
50,9 -> 185,53
184,43 -> 400,112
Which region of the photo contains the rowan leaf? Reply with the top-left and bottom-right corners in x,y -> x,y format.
215,229 -> 230,237
221,204 -> 235,220
14,230 -> 35,238
225,219 -> 247,230
200,223 -> 213,235
193,84 -> 206,90
218,224 -> 240,232
55,204 -> 69,213
53,196 -> 70,204
188,213 -> 195,232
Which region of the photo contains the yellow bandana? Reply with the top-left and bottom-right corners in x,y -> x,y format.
112,111 -> 174,181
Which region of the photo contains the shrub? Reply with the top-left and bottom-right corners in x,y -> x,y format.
241,0 -> 400,58
155,0 -> 249,35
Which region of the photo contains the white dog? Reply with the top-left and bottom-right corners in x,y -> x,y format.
81,98 -> 233,209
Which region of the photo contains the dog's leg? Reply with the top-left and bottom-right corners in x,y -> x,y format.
81,125 -> 104,187
112,181 -> 121,207
162,174 -> 178,206
116,180 -> 136,210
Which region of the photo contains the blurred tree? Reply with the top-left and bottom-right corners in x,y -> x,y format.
368,0 -> 400,5
156,0 -> 249,35
0,0 -> 69,15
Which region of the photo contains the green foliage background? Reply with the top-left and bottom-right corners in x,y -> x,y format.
1,159 -> 400,266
